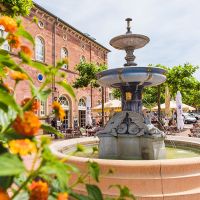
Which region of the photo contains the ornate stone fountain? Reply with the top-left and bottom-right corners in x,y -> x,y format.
97,18 -> 166,160
51,19 -> 200,199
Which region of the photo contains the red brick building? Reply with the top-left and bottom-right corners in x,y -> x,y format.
3,3 -> 110,129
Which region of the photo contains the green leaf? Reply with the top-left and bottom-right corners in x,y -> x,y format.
0,153 -> 25,176
70,192 -> 91,200
0,102 -> 8,112
16,26 -> 35,45
88,161 -> 100,182
30,60 -> 50,74
39,161 -> 70,190
30,84 -> 51,101
0,176 -> 14,190
57,81 -> 75,99
109,185 -> 136,200
0,49 -> 9,56
18,51 -> 31,64
13,191 -> 29,200
0,108 -> 17,133
86,184 -> 103,200
0,88 -> 22,114
2,128 -> 27,141
41,124 -> 63,138
0,38 -> 5,46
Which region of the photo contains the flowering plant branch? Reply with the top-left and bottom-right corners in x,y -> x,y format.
0,4 -> 135,200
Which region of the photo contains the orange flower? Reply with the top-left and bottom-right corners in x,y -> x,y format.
3,67 -> 9,75
52,101 -> 65,121
12,111 -> 41,136
57,193 -> 68,200
10,71 -> 28,81
21,98 -> 40,112
0,16 -> 17,33
29,181 -> 48,200
7,34 -> 21,48
21,45 -> 32,57
1,82 -> 13,93
0,188 -> 10,200
9,139 -> 36,156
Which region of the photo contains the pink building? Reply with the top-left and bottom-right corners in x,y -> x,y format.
2,3 -> 110,128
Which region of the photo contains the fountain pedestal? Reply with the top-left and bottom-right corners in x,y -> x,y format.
98,134 -> 166,160
97,111 -> 166,160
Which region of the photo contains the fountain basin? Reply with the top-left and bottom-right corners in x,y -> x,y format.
97,67 -> 166,88
50,136 -> 200,200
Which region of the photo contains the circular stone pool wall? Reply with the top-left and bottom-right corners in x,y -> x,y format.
50,136 -> 200,200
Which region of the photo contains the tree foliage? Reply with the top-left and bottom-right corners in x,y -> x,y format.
0,0 -> 33,16
73,61 -> 107,88
112,63 -> 200,109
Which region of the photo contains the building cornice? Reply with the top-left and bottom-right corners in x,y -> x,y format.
32,2 -> 111,53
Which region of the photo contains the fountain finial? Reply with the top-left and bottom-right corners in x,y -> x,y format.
125,18 -> 132,34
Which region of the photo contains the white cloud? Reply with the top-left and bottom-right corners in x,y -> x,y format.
34,0 -> 200,78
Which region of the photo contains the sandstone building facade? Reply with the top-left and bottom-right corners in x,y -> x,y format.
3,3 -> 110,129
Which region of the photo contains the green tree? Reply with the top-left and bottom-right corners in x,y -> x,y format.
112,88 -> 121,99
0,0 -> 33,16
73,61 -> 107,125
112,63 -> 200,111
166,63 -> 199,100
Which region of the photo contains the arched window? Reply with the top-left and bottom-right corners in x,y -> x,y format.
78,98 -> 86,107
78,98 -> 86,127
35,36 -> 45,62
80,55 -> 86,62
40,100 -> 47,116
0,26 -> 10,51
58,95 -> 69,108
61,47 -> 68,69
58,95 -> 70,129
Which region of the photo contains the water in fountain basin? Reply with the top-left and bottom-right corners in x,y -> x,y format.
64,144 -> 200,160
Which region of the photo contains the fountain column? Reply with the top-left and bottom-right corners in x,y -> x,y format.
120,84 -> 143,113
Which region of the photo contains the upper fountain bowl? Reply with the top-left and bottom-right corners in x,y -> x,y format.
110,34 -> 150,50
96,66 -> 166,88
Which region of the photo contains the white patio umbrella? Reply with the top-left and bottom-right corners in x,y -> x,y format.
86,97 -> 92,126
152,100 -> 195,111
176,91 -> 184,130
92,99 -> 121,112
92,99 -> 147,112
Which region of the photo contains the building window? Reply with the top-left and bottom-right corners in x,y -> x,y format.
63,33 -> 67,41
78,98 -> 86,127
35,36 -> 45,62
38,21 -> 44,29
79,110 -> 86,128
80,55 -> 86,62
80,42 -> 85,50
58,96 -> 69,107
61,47 -> 68,69
58,95 -> 70,129
98,100 -> 101,105
0,26 -> 10,51
109,92 -> 114,100
40,101 -> 46,116
78,98 -> 86,107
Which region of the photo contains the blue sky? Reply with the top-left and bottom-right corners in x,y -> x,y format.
34,0 -> 200,79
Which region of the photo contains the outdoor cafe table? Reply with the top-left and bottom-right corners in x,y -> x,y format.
86,129 -> 96,136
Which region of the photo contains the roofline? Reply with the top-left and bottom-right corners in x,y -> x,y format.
33,2 -> 111,52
